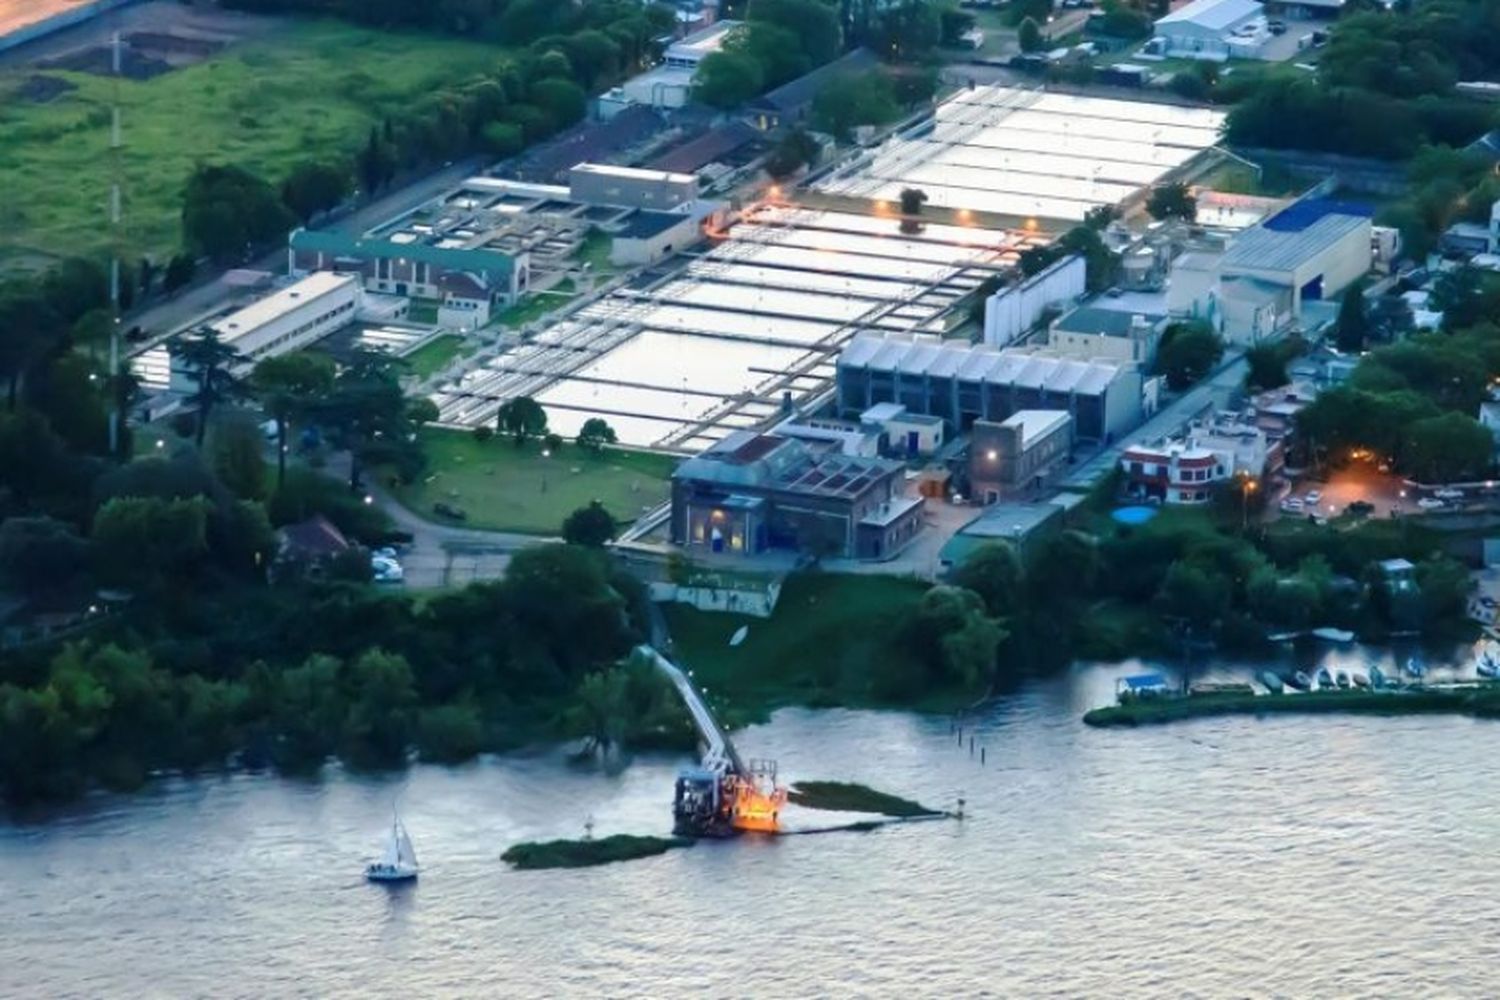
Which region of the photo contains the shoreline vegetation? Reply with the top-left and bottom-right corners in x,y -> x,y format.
1083,686 -> 1500,728
500,834 -> 692,870
787,781 -> 941,818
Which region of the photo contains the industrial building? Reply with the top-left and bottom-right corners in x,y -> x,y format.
1168,199 -> 1373,343
938,500 -> 1067,568
567,163 -> 699,211
746,49 -> 881,131
432,205 -> 1036,450
968,409 -> 1074,503
815,86 -> 1226,222
1046,305 -> 1166,365
669,431 -> 924,559
1152,0 -> 1268,60
597,21 -> 740,115
836,332 -> 1146,444
858,402 -> 946,458
290,166 -> 716,327
983,255 -> 1086,347
168,272 -> 361,392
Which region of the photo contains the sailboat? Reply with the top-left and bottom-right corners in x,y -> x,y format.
366,815 -> 419,883
1478,649 -> 1500,679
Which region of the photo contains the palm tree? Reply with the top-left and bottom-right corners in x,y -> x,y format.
174,327 -> 245,448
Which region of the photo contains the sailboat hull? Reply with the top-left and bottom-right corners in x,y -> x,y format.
366,865 -> 418,883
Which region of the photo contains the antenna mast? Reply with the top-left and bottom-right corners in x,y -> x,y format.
107,28 -> 124,455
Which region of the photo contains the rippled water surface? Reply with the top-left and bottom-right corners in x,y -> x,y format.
6,653 -> 1500,998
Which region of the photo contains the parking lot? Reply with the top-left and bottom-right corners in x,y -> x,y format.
1276,462 -> 1409,521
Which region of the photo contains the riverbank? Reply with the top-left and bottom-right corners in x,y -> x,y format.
788,781 -> 941,818
1084,685 -> 1500,727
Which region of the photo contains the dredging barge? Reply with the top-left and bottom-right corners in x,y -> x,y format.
635,645 -> 787,838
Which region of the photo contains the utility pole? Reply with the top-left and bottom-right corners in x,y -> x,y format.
108,30 -> 124,456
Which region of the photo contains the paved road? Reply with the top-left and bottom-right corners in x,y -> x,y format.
1061,349 -> 1250,492
367,479 -> 546,589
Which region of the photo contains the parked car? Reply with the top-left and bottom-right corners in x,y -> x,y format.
1346,500 -> 1375,517
1267,19 -> 1287,34
1280,497 -> 1305,513
371,555 -> 405,584
1304,489 -> 1323,504
1434,488 -> 1464,500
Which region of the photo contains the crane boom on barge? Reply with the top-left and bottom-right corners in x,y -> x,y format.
633,645 -> 786,837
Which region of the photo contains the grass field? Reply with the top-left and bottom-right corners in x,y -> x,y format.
391,428 -> 677,534
0,20 -> 510,272
403,334 -> 467,379
663,573 -> 934,719
495,288 -> 578,330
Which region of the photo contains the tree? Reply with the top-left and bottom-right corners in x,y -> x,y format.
908,586 -> 1005,690
563,500 -> 617,548
1083,205 -> 1118,231
1430,264 -> 1487,330
1335,281 -> 1369,353
1403,412 -> 1493,483
1018,16 -> 1043,52
1156,560 -> 1230,634
91,496 -> 211,589
181,165 -> 295,263
0,287 -> 61,410
950,541 -> 1024,618
940,7 -> 976,46
1368,294 -> 1414,344
765,128 -> 820,179
1146,181 -> 1197,222
319,352 -> 431,490
1057,225 -> 1120,293
211,418 -> 269,502
577,417 -> 617,453
357,127 -> 397,195
693,50 -> 765,108
811,71 -> 899,139
0,517 -> 89,602
899,187 -> 928,216
340,648 -> 417,768
482,121 -> 526,157
280,161 -> 352,224
495,395 -> 548,446
1244,342 -> 1290,392
250,351 -> 335,488
174,327 -> 245,447
1156,320 -> 1224,390
163,253 -> 196,296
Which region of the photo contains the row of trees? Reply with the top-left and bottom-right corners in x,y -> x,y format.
1297,277 -> 1500,483
0,541 -> 670,803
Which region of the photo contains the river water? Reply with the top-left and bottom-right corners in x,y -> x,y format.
5,647 -> 1500,999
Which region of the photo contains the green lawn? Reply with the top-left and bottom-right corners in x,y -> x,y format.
574,228 -> 617,273
403,334 -> 467,379
663,573 -> 934,720
0,20 -> 511,272
391,428 -> 678,534
495,288 -> 578,330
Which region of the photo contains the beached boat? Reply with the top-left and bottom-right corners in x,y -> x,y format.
1312,627 -> 1356,643
1352,672 -> 1371,689
1258,670 -> 1285,694
1336,671 -> 1351,689
1405,657 -> 1427,680
1289,671 -> 1313,691
1371,666 -> 1388,689
1478,651 -> 1499,679
1316,668 -> 1336,690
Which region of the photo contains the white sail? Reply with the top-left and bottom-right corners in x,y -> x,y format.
380,823 -> 401,867
396,822 -> 418,868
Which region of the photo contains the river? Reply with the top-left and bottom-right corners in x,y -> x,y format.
5,646 -> 1500,998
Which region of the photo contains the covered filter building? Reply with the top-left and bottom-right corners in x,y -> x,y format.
836,333 -> 1145,444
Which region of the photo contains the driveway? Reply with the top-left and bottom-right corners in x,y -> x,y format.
369,480 -> 546,589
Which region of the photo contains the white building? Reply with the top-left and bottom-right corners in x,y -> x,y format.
568,163 -> 699,211
1153,0 -> 1267,60
983,255 -> 1086,347
609,210 -> 703,266
1046,305 -> 1166,366
170,272 -> 360,392
1168,199 -> 1372,345
600,21 -> 741,114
